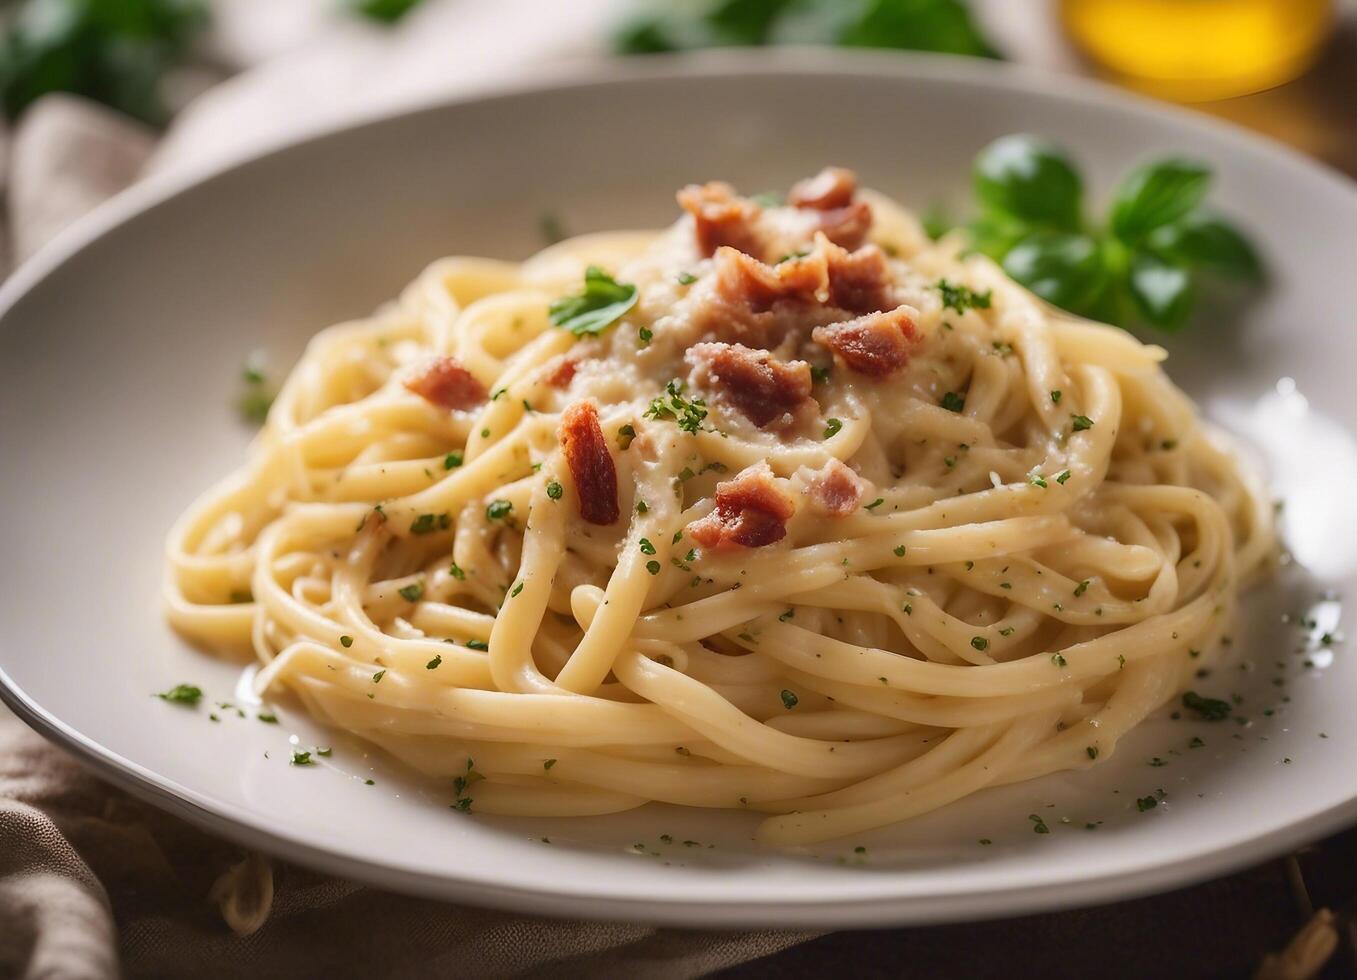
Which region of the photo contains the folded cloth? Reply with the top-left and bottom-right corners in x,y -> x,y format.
0,703 -> 811,979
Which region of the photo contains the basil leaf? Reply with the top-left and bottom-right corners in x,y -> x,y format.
1001,231 -> 1107,315
965,212 -> 1029,260
1147,212 -> 1262,281
549,266 -> 639,337
1127,252 -> 1195,330
973,135 -> 1082,231
833,0 -> 999,57
350,0 -> 425,22
1111,159 -> 1211,243
707,0 -> 797,45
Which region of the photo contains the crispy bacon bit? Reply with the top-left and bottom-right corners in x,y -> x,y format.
404,356 -> 487,410
686,342 -> 813,429
687,463 -> 795,551
812,306 -> 920,378
812,200 -> 873,252
804,459 -> 864,517
677,181 -> 764,257
559,401 -> 619,525
540,355 -> 579,389
824,241 -> 892,313
789,167 -> 858,211
788,168 -> 872,250
715,246 -> 829,311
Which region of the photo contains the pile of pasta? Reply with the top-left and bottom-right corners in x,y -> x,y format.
166,169 -> 1272,845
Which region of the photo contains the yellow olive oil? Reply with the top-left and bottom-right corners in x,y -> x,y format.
1060,0 -> 1334,101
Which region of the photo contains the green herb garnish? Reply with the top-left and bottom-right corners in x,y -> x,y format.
549,266 -> 638,336
942,135 -> 1261,330
1182,690 -> 1231,721
154,683 -> 202,706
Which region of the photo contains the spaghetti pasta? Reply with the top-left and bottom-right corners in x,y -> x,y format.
164,170 -> 1273,845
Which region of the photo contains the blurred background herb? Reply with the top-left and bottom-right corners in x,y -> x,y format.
939,135 -> 1263,330
615,0 -> 998,58
347,0 -> 427,25
0,0 -> 209,125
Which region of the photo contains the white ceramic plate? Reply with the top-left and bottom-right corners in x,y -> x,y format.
2,52 -> 1356,928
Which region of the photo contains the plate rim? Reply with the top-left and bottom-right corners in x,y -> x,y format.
3,48 -> 1357,928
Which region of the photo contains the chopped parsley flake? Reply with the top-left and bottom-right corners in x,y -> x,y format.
780,689 -> 799,710
1136,796 -> 1158,812
544,758 -> 557,770
1071,414 -> 1094,432
971,636 -> 989,651
643,380 -> 707,434
340,635 -> 354,648
864,498 -> 885,511
1051,653 -> 1068,667
466,639 -> 489,651
485,499 -> 513,521
646,560 -> 661,575
823,418 -> 843,439
1029,813 -> 1050,834
639,538 -> 656,555
940,391 -> 966,413
1055,469 -> 1072,484
509,582 -> 524,598
372,669 -> 386,683
937,279 -> 993,313
1029,472 -> 1049,489
1073,580 -> 1090,597
290,750 -> 314,766
893,545 -> 906,557
617,423 -> 636,449
1182,690 -> 1231,721
1086,746 -> 1099,759
398,582 -> 424,602
426,655 -> 442,670
449,562 -> 466,580
1050,390 -> 1062,404
637,325 -> 653,347
676,271 -> 697,285
443,451 -> 463,469
154,684 -> 203,706
546,480 -> 564,500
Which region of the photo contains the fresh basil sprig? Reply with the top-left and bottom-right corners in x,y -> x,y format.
948,134 -> 1262,331
614,0 -> 997,59
549,266 -> 639,337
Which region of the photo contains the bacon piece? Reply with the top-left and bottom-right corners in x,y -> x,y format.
789,167 -> 858,211
824,241 -> 892,313
404,356 -> 487,410
677,181 -> 764,257
812,306 -> 920,378
686,342 -> 813,429
788,169 -> 872,250
813,200 -> 873,252
540,355 -> 579,389
687,463 -> 795,551
804,459 -> 864,517
715,246 -> 829,311
559,401 -> 619,525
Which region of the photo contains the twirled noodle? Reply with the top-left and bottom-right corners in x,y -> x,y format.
165,171 -> 1273,845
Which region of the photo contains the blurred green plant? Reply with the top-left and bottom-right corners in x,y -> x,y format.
615,0 -> 998,58
347,0 -> 425,24
0,0 -> 208,124
941,135 -> 1262,330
